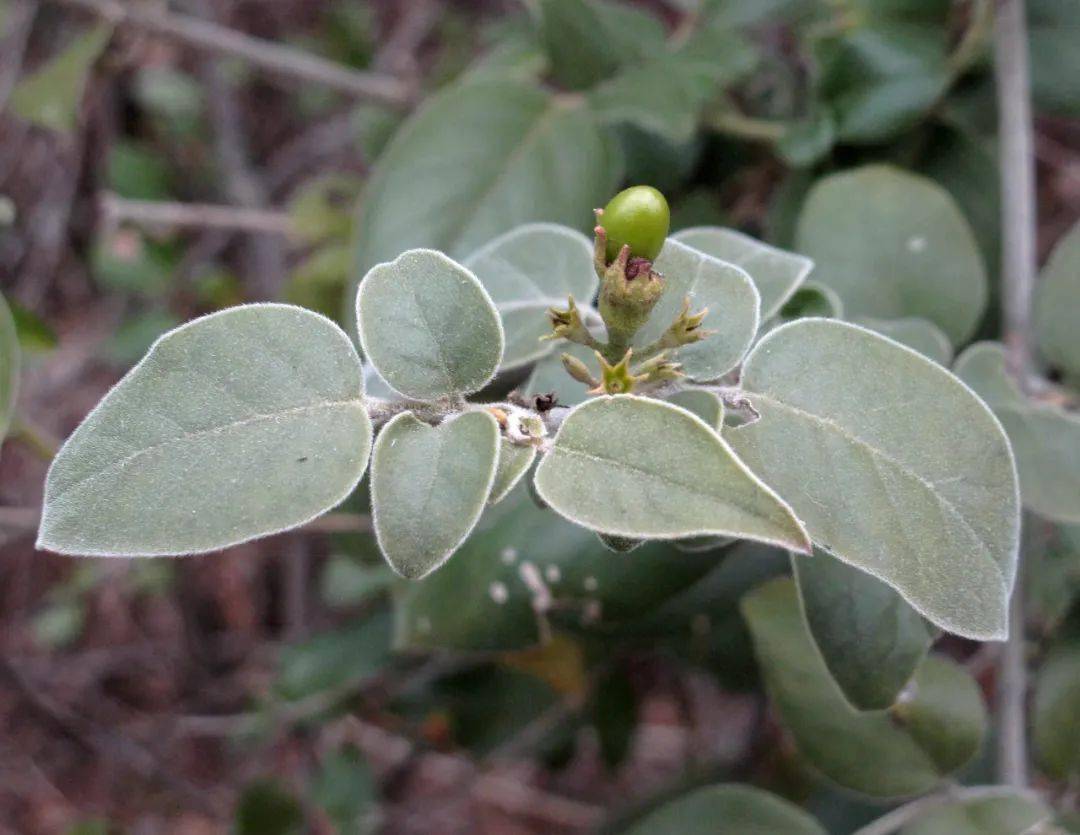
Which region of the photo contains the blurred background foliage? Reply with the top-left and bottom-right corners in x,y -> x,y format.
1,0 -> 1079,832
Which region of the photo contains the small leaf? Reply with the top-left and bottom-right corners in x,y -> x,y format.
774,282 -> 844,324
233,780 -> 304,835
464,224 -> 595,371
534,395 -> 811,550
0,291 -> 19,441
1034,219 -> 1080,381
955,342 -> 1080,525
794,549 -> 934,711
796,165 -> 987,345
1033,641 -> 1080,779
356,249 -> 504,401
395,488 -> 720,651
310,749 -> 378,835
276,611 -> 392,702
9,301 -> 58,353
666,389 -> 723,430
730,319 -> 1019,640
621,784 -> 826,835
742,577 -> 986,798
634,240 -> 761,380
672,227 -> 813,319
490,439 -> 537,505
37,305 -> 371,556
897,790 -> 1051,835
9,25 -> 112,133
372,411 -> 499,579
856,316 -> 953,366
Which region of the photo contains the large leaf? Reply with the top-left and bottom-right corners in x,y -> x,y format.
9,24 -> 112,133
371,411 -> 499,580
955,342 -> 1080,525
742,578 -> 986,798
37,305 -> 371,556
621,784 -> 826,835
634,240 -> 761,381
1033,641 -> 1080,779
795,165 -> 987,345
793,549 -> 934,711
395,487 -> 720,651
672,227 -> 813,319
356,249 -> 503,401
534,395 -> 810,550
0,291 -> 19,441
463,223 -> 595,371
730,319 -> 1019,640
1034,219 -> 1080,381
898,790 -> 1051,835
855,316 -> 952,366
352,79 -> 619,314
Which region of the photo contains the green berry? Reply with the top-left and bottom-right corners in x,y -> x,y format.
600,185 -> 670,263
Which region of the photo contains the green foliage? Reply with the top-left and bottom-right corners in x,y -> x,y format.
1033,641 -> 1080,780
899,791 -> 1051,835
1034,219 -> 1080,382
796,165 -> 987,345
742,578 -> 985,798
731,319 -> 1019,640
0,291 -> 19,442
372,411 -> 499,579
233,780 -> 304,835
38,306 -> 371,556
856,316 -> 953,366
794,549 -> 933,711
310,749 -> 378,834
356,249 -> 504,400
621,784 -> 826,834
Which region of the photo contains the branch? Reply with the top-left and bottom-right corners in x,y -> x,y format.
100,193 -> 294,237
993,0 -> 1037,790
851,786 -> 1045,835
48,0 -> 416,107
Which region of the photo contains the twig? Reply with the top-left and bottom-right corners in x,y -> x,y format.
850,785 -> 1045,835
994,0 -> 1036,790
48,0 -> 415,107
705,110 -> 787,143
100,193 -> 294,237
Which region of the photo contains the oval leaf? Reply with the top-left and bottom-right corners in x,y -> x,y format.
1035,219 -> 1080,381
622,784 -> 826,835
796,165 -> 987,345
898,790 -> 1051,835
351,79 -> 619,321
534,395 -> 810,550
634,239 -> 761,380
793,549 -> 934,711
372,411 -> 499,579
356,249 -> 504,401
742,578 -> 986,798
955,342 -> 1080,525
730,319 -> 1019,640
1033,641 -> 1080,779
38,305 -> 371,556
673,227 -> 813,319
464,223 -> 596,370
0,291 -> 19,441
856,316 -> 953,366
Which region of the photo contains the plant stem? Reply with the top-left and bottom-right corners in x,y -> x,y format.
993,0 -> 1037,790
705,110 -> 787,144
100,194 -> 294,237
49,0 -> 416,107
850,785 -> 1045,835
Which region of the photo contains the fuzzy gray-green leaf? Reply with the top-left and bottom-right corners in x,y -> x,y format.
672,227 -> 813,319
898,791 -> 1051,835
372,411 -> 499,580
742,578 -> 985,798
490,439 -> 537,505
796,165 -> 987,345
1034,219 -> 1080,381
634,240 -> 760,380
794,549 -> 934,711
621,784 -> 826,835
464,223 -> 595,371
730,319 -> 1019,640
856,317 -> 953,366
37,305 -> 371,556
955,342 -> 1080,525
357,249 -> 504,401
534,395 -> 810,550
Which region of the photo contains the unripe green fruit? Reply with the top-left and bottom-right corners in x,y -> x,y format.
601,185 -> 670,263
